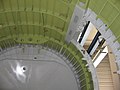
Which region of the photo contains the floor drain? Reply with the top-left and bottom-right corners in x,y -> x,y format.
21,66 -> 27,72
34,57 -> 37,59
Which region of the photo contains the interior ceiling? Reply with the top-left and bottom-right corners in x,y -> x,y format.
85,23 -> 97,45
0,0 -> 120,46
88,0 -> 120,42
0,0 -> 120,90
0,0 -> 79,45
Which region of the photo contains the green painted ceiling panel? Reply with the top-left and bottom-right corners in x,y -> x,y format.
41,0 -> 47,11
2,0 -> 11,11
55,1 -> 69,18
100,2 -> 118,24
0,0 -> 75,42
0,27 -> 9,37
18,0 -> 25,10
26,0 -> 33,10
28,25 -> 34,35
33,12 -> 40,24
7,12 -> 16,24
46,0 -> 55,12
0,29 -> 5,37
38,26 -> 44,36
10,0 -> 18,10
0,2 -> 3,11
3,27 -> 10,36
22,25 -> 28,34
0,13 -> 7,24
110,14 -> 120,38
33,26 -> 40,35
9,26 -> 17,35
33,0 -> 40,11
44,28 -> 51,37
46,15 -> 53,26
89,0 -> 106,14
27,12 -> 33,24
44,14 -> 51,26
20,12 -> 27,24
53,17 -> 65,31
17,25 -> 24,35
88,0 -> 120,43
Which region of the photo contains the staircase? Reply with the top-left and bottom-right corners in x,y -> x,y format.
96,55 -> 114,90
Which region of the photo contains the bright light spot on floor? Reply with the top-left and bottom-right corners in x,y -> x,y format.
11,63 -> 26,83
16,65 -> 26,75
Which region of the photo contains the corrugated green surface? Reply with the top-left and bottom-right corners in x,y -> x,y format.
88,0 -> 120,42
1,1 -> 120,43
0,0 -> 78,44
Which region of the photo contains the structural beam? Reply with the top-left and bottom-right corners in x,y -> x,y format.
87,31 -> 101,54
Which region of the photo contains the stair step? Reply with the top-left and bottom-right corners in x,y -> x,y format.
99,86 -> 114,90
96,55 -> 114,90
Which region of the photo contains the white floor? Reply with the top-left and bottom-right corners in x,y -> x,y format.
0,45 -> 79,90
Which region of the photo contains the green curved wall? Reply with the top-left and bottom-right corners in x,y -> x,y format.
1,0 -> 120,50
0,0 -> 78,44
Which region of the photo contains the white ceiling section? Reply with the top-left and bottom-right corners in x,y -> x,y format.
93,46 -> 108,68
80,22 -> 93,46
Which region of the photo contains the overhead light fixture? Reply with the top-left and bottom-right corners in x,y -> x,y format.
93,46 -> 108,68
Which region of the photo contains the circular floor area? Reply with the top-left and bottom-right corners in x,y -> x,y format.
0,45 -> 79,90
